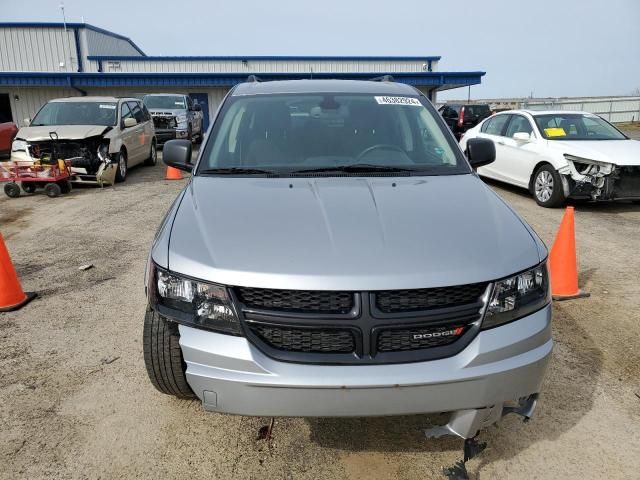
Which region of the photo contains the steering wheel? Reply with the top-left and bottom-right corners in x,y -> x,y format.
356,144 -> 406,162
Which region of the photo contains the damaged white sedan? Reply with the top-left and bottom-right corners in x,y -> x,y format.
460,110 -> 640,207
9,96 -> 157,186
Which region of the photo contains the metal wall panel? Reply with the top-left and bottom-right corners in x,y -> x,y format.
82,29 -> 143,57
89,59 -> 439,74
0,27 -> 78,72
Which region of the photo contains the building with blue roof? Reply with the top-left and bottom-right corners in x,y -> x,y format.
0,22 -> 484,129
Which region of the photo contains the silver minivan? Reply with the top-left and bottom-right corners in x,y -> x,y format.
143,79 -> 552,440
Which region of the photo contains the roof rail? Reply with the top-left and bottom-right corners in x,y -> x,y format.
246,75 -> 262,83
370,75 -> 395,82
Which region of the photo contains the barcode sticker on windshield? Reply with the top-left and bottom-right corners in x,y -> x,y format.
99,104 -> 116,109
375,96 -> 421,106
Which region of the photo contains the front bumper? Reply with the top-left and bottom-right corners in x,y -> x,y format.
180,304 -> 552,417
155,128 -> 189,144
565,165 -> 640,201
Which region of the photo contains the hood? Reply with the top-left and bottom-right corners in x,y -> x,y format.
149,109 -> 186,116
548,138 -> 640,166
164,174 -> 543,290
17,125 -> 111,141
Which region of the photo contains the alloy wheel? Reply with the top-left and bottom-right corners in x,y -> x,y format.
535,170 -> 554,202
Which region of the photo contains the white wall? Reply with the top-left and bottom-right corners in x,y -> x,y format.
8,87 -> 79,125
0,27 -> 78,72
85,58 -> 439,74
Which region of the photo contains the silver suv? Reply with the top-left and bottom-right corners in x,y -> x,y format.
143,79 -> 552,440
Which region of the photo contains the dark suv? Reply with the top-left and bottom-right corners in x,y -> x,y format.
439,103 -> 491,139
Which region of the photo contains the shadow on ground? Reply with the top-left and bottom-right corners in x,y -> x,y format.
306,305 -> 602,478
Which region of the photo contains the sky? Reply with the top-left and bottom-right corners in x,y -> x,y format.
2,0 -> 639,100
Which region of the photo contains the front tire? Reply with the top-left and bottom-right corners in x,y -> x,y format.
143,308 -> 194,399
115,149 -> 128,183
532,164 -> 565,208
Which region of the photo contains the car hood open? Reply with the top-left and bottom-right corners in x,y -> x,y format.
16,125 -> 111,142
549,138 -> 640,166
164,174 -> 543,290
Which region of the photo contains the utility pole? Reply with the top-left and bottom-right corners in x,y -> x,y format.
467,86 -> 471,103
58,2 -> 75,70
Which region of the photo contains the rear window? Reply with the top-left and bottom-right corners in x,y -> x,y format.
465,105 -> 490,117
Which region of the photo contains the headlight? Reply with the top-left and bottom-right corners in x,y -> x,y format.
11,139 -> 27,152
97,144 -> 110,162
482,263 -> 550,329
564,154 -> 615,175
151,265 -> 242,335
175,114 -> 187,123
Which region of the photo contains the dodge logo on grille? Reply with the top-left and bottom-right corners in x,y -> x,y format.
412,326 -> 465,340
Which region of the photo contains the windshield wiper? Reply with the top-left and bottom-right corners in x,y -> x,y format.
290,163 -> 417,175
199,167 -> 276,175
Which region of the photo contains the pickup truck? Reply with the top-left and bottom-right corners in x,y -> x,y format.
142,94 -> 203,145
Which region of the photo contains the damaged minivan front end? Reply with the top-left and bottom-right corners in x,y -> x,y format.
11,126 -> 118,186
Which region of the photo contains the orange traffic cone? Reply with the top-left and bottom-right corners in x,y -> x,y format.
0,233 -> 37,312
165,166 -> 183,180
548,207 -> 589,301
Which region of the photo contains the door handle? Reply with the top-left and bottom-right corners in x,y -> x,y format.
496,141 -> 505,145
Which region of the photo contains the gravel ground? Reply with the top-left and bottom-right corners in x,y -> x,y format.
1,140 -> 639,479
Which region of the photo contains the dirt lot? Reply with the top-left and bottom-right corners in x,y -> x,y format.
1,141 -> 639,479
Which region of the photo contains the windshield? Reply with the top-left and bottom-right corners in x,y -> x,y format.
534,113 -> 627,141
143,95 -> 186,110
31,102 -> 117,126
198,93 -> 468,176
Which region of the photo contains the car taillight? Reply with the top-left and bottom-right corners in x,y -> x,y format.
457,107 -> 465,128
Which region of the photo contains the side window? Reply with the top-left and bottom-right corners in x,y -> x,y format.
128,101 -> 144,123
505,115 -> 533,137
186,96 -> 194,110
121,102 -> 133,124
483,115 -> 510,136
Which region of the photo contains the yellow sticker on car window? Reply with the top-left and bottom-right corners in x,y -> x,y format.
544,127 -> 566,137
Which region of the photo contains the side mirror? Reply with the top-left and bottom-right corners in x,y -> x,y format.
466,138 -> 495,169
123,117 -> 137,128
23,117 -> 31,127
513,132 -> 531,142
163,139 -> 193,172
193,103 -> 202,112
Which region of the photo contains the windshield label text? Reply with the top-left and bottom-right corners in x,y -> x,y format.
375,96 -> 421,106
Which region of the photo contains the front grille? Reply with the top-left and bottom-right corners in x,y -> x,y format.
377,325 -> 466,352
152,116 -> 176,129
236,287 -> 353,314
375,283 -> 487,313
249,325 -> 355,353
